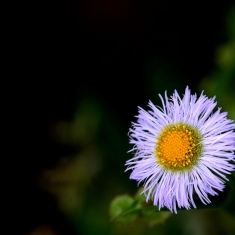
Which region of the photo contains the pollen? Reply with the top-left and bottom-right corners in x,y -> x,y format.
155,123 -> 203,171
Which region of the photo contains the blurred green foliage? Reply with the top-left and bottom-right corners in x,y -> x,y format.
199,4 -> 235,120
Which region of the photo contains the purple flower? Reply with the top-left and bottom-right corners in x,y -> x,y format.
126,87 -> 235,213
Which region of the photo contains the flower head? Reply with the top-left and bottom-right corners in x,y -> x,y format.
126,87 -> 235,213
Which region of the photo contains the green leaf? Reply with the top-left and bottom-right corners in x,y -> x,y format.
134,187 -> 146,203
142,207 -> 171,225
110,195 -> 139,224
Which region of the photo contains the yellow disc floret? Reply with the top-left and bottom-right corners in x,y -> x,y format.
155,123 -> 203,171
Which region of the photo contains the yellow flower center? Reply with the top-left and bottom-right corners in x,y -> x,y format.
155,123 -> 203,171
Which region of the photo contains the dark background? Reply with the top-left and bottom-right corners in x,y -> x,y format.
13,1 -> 235,234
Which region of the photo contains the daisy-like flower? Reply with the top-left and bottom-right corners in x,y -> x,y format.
126,87 -> 235,213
